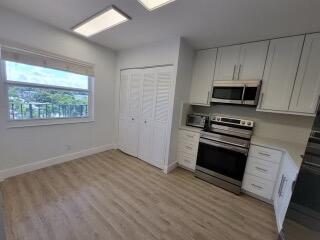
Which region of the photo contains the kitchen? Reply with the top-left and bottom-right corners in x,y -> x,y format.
118,32 -> 320,239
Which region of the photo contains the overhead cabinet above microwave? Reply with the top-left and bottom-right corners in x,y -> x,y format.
214,41 -> 269,81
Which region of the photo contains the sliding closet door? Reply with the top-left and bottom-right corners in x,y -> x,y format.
151,66 -> 173,169
126,69 -> 143,157
138,69 -> 156,162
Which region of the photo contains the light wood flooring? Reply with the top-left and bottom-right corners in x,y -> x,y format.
1,150 -> 278,240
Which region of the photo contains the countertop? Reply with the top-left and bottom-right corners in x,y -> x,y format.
251,136 -> 307,168
179,125 -> 306,168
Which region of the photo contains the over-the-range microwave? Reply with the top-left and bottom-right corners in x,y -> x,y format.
211,80 -> 261,106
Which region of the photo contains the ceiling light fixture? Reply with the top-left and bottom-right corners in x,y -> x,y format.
138,0 -> 176,11
72,5 -> 130,37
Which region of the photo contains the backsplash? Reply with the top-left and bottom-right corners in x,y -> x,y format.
191,104 -> 314,144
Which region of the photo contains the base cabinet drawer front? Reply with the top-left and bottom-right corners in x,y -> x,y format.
246,157 -> 280,181
177,152 -> 196,170
179,130 -> 200,144
178,141 -> 199,155
249,145 -> 283,163
242,175 -> 275,200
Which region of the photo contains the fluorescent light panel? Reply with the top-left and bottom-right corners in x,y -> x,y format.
72,6 -> 129,37
138,0 -> 176,11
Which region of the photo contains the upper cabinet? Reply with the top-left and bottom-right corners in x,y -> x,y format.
289,33 -> 320,114
214,41 -> 269,81
258,35 -> 304,112
189,49 -> 217,106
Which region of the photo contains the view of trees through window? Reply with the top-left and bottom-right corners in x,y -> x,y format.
5,61 -> 90,120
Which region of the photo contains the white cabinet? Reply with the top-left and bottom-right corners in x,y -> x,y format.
119,66 -> 173,170
176,130 -> 200,170
215,45 -> 241,81
214,41 -> 268,81
189,49 -> 217,106
274,153 -> 299,232
258,35 -> 304,111
289,33 -> 320,114
242,144 -> 282,202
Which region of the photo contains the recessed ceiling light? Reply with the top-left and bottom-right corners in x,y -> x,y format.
138,0 -> 176,11
72,5 -> 130,37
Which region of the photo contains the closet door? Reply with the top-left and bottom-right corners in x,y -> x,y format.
118,70 -> 129,152
238,41 -> 269,80
259,36 -> 304,111
151,66 -> 173,169
289,33 -> 320,114
214,45 -> 241,81
138,69 -> 156,162
126,69 -> 143,157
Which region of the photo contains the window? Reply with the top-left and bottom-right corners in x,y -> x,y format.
1,46 -> 94,124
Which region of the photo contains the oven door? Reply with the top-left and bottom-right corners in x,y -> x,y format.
196,138 -> 248,186
211,86 -> 244,104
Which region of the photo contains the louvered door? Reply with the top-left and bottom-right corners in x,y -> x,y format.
151,66 -> 173,169
118,71 -> 129,152
138,69 -> 156,162
126,69 -> 142,157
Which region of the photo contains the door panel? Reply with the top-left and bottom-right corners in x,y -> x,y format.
260,35 -> 304,111
118,119 -> 127,153
214,45 -> 241,81
151,125 -> 166,169
238,41 -> 269,80
119,71 -> 129,120
189,49 -> 217,105
289,33 -> 320,114
126,117 -> 140,157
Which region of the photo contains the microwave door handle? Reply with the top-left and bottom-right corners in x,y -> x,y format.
241,84 -> 246,104
200,138 -> 248,155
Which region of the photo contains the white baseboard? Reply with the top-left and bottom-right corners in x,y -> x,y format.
163,161 -> 178,174
0,144 -> 115,181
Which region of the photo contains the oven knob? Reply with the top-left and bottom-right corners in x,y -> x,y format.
241,121 -> 245,125
247,122 -> 252,126
216,117 -> 220,121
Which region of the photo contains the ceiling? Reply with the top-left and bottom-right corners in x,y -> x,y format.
1,0 -> 320,51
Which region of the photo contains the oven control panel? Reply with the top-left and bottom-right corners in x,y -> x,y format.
211,115 -> 254,128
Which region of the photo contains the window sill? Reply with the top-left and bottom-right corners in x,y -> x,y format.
7,117 -> 94,128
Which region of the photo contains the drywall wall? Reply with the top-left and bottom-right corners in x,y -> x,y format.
114,38 -> 181,169
0,7 -> 116,172
168,39 -> 194,166
192,104 -> 314,144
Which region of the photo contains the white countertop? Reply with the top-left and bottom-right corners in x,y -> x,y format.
251,136 -> 306,168
179,125 -> 203,133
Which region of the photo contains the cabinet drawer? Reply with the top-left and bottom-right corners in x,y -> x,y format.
249,145 -> 283,163
242,174 -> 275,200
246,157 -> 280,181
177,151 -> 196,170
179,130 -> 200,144
178,141 -> 198,156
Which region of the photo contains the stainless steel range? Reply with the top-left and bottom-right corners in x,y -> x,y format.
195,115 -> 254,194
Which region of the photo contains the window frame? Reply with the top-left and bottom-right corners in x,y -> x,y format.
0,58 -> 95,128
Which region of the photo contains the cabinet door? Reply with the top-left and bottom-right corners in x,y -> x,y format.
214,45 -> 241,81
238,41 -> 269,80
138,70 -> 156,162
126,70 -> 143,157
289,33 -> 320,114
259,36 -> 304,111
189,49 -> 217,105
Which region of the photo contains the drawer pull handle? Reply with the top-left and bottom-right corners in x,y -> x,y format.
186,135 -> 194,138
185,146 -> 192,150
256,167 -> 267,172
251,184 -> 263,190
183,159 -> 191,163
258,152 -> 271,157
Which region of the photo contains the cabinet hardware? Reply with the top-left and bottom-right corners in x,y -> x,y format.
237,64 -> 242,80
291,180 -> 296,192
186,135 -> 194,138
232,65 -> 236,80
144,120 -> 147,124
258,152 -> 271,157
278,175 -> 286,197
185,146 -> 192,150
251,184 -> 263,189
132,117 -> 134,121
256,167 -> 267,172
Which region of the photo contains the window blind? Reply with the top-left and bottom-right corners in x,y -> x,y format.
1,46 -> 94,76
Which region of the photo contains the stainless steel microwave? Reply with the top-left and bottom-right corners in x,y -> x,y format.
211,80 -> 261,105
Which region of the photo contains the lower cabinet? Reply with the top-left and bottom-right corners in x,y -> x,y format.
242,144 -> 283,202
273,153 -> 299,232
176,129 -> 200,171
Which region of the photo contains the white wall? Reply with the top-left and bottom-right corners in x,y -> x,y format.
114,38 -> 181,169
192,104 -> 314,144
0,7 -> 116,172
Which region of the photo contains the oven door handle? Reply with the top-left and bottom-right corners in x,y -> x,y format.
199,138 -> 248,155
